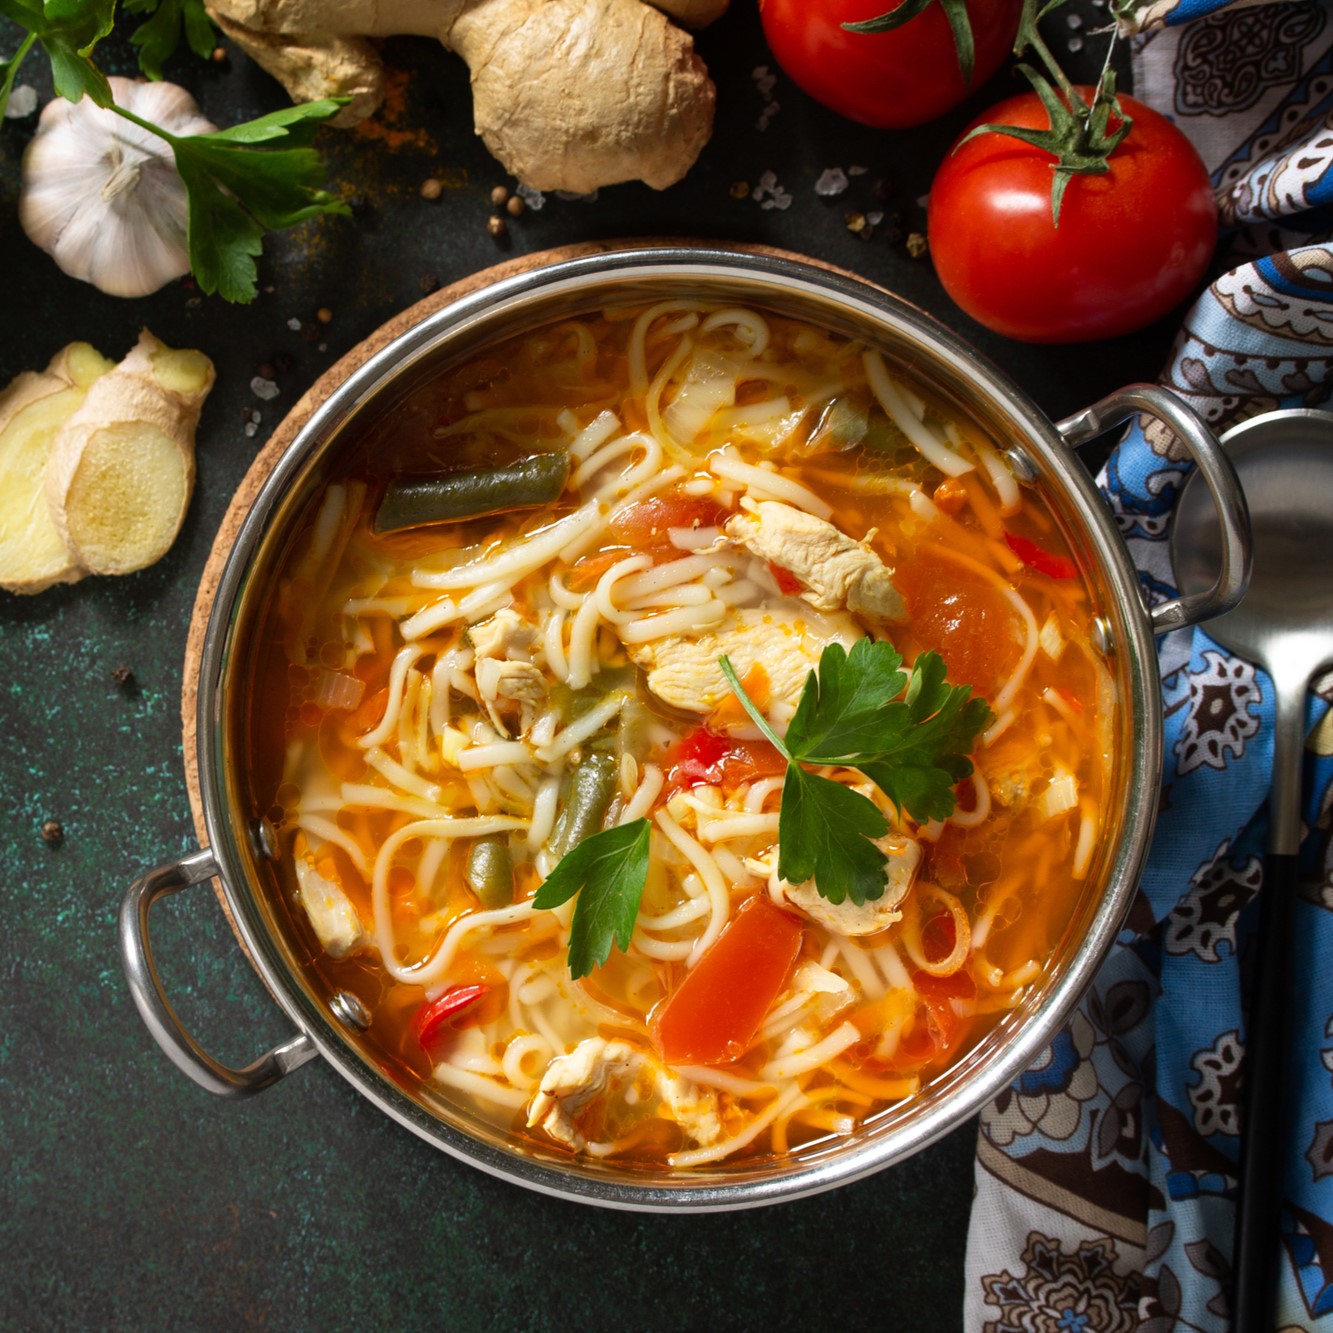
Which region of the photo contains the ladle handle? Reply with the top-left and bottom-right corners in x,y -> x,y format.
1232,851 -> 1297,1332
1057,384 -> 1252,632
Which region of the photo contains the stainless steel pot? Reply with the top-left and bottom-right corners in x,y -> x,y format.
119,245 -> 1250,1211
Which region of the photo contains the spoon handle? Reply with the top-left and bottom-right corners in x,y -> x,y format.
1232,849 -> 1297,1332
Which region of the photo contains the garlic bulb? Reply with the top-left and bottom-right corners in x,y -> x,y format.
20,78 -> 216,299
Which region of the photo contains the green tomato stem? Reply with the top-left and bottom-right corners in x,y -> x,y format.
1015,0 -> 1079,104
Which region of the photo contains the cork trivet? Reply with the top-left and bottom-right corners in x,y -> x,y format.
179,240 -> 856,949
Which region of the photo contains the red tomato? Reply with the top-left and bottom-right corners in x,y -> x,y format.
759,0 -> 1022,129
928,88 -> 1218,342
653,895 -> 803,1065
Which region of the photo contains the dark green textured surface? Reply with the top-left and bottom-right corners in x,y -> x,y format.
1,8 -> 1171,1330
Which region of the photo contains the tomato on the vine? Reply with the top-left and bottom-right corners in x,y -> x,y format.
927,87 -> 1218,343
758,0 -> 1023,130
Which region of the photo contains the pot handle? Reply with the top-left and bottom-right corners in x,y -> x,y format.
1056,383 -> 1252,633
119,846 -> 319,1098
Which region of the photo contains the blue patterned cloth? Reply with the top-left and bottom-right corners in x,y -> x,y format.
964,2 -> 1333,1327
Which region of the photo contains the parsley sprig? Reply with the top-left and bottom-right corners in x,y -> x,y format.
720,638 -> 992,907
532,818 -> 651,980
0,0 -> 349,301
113,97 -> 351,302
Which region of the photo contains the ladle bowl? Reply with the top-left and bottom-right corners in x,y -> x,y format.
1171,407 -> 1333,1330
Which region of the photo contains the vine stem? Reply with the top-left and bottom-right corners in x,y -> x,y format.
1019,1 -> 1082,104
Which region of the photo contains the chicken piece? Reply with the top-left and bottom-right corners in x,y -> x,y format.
526,1037 -> 721,1153
775,835 -> 921,937
470,609 -> 545,735
468,607 -> 537,659
475,656 -> 547,736
626,604 -> 860,719
476,657 -> 547,705
725,500 -> 905,621
293,853 -> 369,957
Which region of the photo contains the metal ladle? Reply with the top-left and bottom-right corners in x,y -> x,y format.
1171,408 -> 1333,1330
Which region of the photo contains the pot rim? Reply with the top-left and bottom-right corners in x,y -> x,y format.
195,243 -> 1162,1210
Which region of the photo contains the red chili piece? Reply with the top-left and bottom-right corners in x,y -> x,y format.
1004,532 -> 1079,580
412,983 -> 490,1051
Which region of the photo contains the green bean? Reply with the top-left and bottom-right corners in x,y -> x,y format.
550,746 -> 618,858
373,451 -> 571,533
465,837 -> 514,910
552,668 -> 636,725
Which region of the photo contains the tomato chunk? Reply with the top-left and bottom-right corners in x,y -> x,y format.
892,549 -> 1022,698
769,561 -> 803,596
661,726 -> 788,798
609,492 -> 728,547
653,895 -> 803,1065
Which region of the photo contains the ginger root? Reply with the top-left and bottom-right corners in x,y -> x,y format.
0,344 -> 115,594
204,0 -> 726,193
0,331 -> 215,594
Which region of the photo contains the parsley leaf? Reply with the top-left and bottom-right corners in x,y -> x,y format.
0,0 -> 114,108
115,98 -> 351,303
779,765 -> 889,906
532,818 -> 651,979
125,0 -> 216,81
720,638 -> 993,907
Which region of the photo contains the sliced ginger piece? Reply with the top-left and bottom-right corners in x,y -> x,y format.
0,343 -> 115,594
45,330 -> 215,576
56,421 -> 194,574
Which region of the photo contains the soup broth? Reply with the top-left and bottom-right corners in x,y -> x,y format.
244,298 -> 1114,1170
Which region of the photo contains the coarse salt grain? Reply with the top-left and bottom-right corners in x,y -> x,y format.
250,376 -> 280,401
815,168 -> 849,197
752,171 -> 792,211
5,85 -> 37,119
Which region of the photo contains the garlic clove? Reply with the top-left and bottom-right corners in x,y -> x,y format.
20,77 -> 216,300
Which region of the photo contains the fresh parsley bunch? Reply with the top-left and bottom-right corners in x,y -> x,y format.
0,0 -> 349,302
